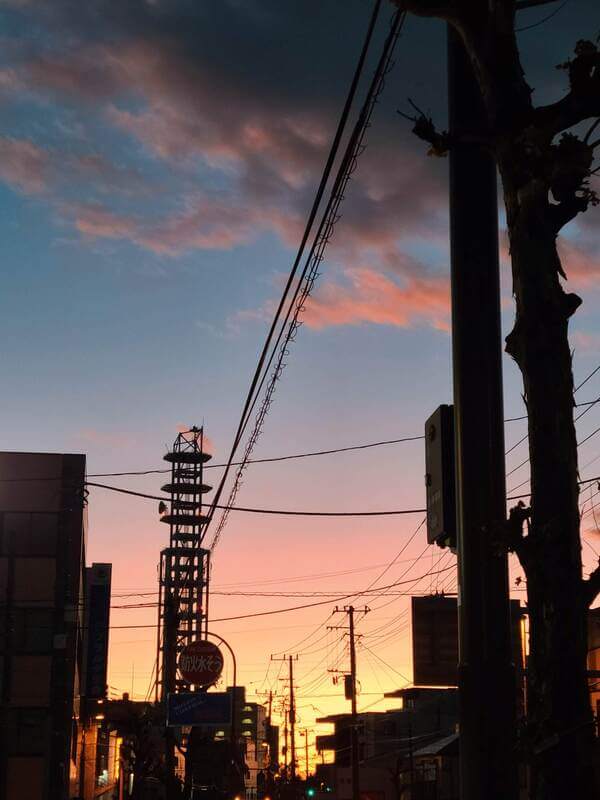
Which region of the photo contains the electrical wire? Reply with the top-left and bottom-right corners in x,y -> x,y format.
515,0 -> 569,33
359,641 -> 411,684
80,472 -> 600,514
207,8 -> 407,552
107,568 -> 454,610
2,401 -> 598,484
203,0 -> 388,545
86,480 -> 427,515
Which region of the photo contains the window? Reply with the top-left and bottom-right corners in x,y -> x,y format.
3,514 -> 58,556
3,514 -> 29,555
13,559 -> 55,603
9,655 -> 52,706
0,615 -> 7,651
0,558 -> 8,601
6,709 -> 49,754
30,515 -> 57,555
13,609 -> 54,652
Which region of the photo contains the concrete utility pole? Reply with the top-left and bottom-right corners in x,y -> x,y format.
348,608 -> 359,800
272,655 -> 299,781
332,606 -> 369,800
447,4 -> 560,798
301,728 -> 310,779
289,655 -> 297,781
284,705 -> 289,776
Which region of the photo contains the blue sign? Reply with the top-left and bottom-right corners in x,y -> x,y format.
167,692 -> 232,726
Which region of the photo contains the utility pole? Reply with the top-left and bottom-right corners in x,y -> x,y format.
284,705 -> 289,778
268,690 -> 274,771
443,3 -> 558,794
289,655 -> 297,781
272,655 -> 299,781
301,729 -> 310,779
256,688 -> 276,769
443,4 -> 560,799
331,606 -> 369,800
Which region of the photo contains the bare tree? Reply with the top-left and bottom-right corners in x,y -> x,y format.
392,1 -> 600,797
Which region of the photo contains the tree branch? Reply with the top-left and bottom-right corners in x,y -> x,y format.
584,560 -> 600,607
397,106 -> 451,156
535,41 -> 600,138
390,0 -> 460,19
490,502 -> 532,567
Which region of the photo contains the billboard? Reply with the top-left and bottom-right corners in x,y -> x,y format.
412,595 -> 458,686
167,692 -> 232,726
412,596 -> 525,687
84,563 -> 112,698
178,640 -> 224,687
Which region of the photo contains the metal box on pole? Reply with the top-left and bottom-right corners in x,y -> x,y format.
425,404 -> 456,549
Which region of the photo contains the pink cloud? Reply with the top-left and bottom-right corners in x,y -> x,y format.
571,330 -> 600,352
73,206 -> 139,240
14,39 -> 329,193
302,267 -> 450,332
0,136 -> 48,194
557,237 -> 600,288
69,198 -> 262,255
1,35 -> 451,274
74,428 -> 134,449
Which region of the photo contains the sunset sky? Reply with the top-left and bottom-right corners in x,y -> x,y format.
1,0 -> 600,770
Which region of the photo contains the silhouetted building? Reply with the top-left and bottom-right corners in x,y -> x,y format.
316,689 -> 458,800
0,451 -> 111,800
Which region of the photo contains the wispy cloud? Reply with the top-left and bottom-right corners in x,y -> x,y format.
0,137 -> 48,194
303,267 -> 450,332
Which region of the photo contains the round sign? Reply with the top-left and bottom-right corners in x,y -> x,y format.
178,640 -> 224,687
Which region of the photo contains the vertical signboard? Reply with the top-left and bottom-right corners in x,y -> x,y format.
412,596 -> 524,687
84,563 -> 112,698
412,595 -> 459,686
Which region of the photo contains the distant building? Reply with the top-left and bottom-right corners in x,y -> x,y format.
186,686 -> 269,797
316,688 -> 458,800
0,451 -> 112,800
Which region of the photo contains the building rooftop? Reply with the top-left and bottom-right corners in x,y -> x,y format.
413,732 -> 459,757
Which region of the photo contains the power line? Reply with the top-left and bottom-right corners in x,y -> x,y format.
203,0 -> 389,545
515,0 -> 569,32
86,480 -> 427,515
111,559 -> 426,597
108,570 -> 455,609
96,565 -> 456,630
575,365 -> 600,393
208,9 -> 407,552
83,473 -> 600,516
2,398 -> 599,484
110,587 -> 453,608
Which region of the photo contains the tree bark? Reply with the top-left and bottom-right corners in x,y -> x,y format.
499,167 -> 596,799
391,2 -> 600,794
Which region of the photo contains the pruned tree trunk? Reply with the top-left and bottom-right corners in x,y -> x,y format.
502,170 -> 595,798
391,1 -> 600,797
